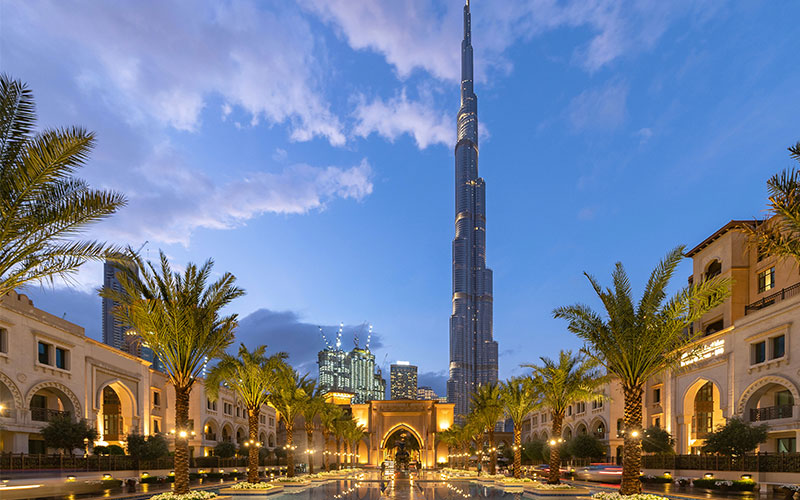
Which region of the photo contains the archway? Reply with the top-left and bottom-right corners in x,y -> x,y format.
591,417 -> 607,439
221,423 -> 233,443
381,425 -> 423,466
681,378 -> 724,454
96,381 -> 136,443
235,426 -> 245,444
576,422 -> 588,435
204,419 -> 219,442
738,376 -> 800,418
563,426 -> 573,441
0,372 -> 23,415
26,382 -> 80,422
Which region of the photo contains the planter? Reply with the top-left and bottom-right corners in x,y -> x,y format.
219,485 -> 284,497
523,485 -> 592,497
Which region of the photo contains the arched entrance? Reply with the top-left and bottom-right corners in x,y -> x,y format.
95,381 -> 136,445
681,378 -> 724,454
382,426 -> 422,468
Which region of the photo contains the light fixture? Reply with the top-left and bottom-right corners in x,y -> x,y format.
704,473 -> 714,479
741,474 -> 752,480
102,474 -> 113,480
179,430 -> 188,438
66,476 -> 76,482
630,430 -> 639,438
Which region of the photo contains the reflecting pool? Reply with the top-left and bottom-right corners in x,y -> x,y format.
272,477 -> 528,499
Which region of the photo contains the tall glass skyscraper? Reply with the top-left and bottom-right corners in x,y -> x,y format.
447,0 -> 498,419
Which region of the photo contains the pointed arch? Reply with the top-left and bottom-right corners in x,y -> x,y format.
25,380 -> 82,416
380,423 -> 424,450
737,376 -> 800,414
0,371 -> 23,410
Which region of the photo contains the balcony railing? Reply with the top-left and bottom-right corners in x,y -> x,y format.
691,429 -> 711,439
745,282 -> 800,315
750,405 -> 793,421
31,408 -> 70,422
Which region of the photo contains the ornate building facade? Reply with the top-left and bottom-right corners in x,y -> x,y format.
0,291 -> 276,456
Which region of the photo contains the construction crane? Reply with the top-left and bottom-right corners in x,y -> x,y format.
336,323 -> 343,350
319,326 -> 333,350
353,321 -> 368,349
366,324 -> 373,351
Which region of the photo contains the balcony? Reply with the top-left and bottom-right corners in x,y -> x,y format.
750,405 -> 793,422
746,282 -> 800,315
31,408 -> 71,422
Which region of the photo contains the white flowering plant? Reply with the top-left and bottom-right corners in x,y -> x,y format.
274,476 -> 309,483
500,477 -> 534,483
528,481 -> 577,490
592,492 -> 668,500
230,482 -> 276,490
149,491 -> 217,500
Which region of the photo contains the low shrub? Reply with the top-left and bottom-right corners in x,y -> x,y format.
692,478 -> 756,491
640,475 -> 672,483
100,478 -> 123,488
140,476 -> 165,484
149,492 -> 217,500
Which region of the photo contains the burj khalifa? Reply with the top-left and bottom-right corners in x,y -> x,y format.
447,0 -> 498,419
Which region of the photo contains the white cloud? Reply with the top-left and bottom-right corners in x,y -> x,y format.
568,81 -> 628,131
353,90 -> 453,149
302,0 -> 703,79
6,0 -> 345,145
103,148 -> 373,246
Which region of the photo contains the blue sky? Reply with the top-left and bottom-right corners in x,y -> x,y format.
2,0 -> 799,396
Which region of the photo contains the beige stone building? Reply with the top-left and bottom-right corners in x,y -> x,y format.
522,217 -> 800,462
0,290 -> 276,456
522,377 -> 625,462
646,219 -> 800,455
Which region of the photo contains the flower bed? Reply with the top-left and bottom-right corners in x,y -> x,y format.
640,475 -> 672,483
499,477 -> 535,484
592,493 -> 668,500
691,478 -> 757,491
229,482 -> 276,490
528,482 -> 577,490
150,491 -> 218,500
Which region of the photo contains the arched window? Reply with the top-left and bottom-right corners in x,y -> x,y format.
594,422 -> 606,439
705,260 -> 722,280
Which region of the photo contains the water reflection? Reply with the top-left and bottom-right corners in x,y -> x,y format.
281,479 -> 526,499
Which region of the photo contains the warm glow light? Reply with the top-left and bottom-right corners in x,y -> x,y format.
630,430 -> 639,438
549,440 -> 556,445
704,473 -> 714,479
179,430 -> 188,438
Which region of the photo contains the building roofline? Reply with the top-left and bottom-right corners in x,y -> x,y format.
685,220 -> 757,257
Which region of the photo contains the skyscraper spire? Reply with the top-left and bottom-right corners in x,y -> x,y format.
448,0 -> 498,420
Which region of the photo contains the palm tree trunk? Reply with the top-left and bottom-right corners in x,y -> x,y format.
286,423 -> 295,478
247,408 -> 259,483
336,437 -> 341,469
174,386 -> 191,494
322,430 -> 330,471
306,424 -> 314,474
548,413 -> 563,484
488,429 -> 497,475
621,384 -> 643,495
513,425 -> 522,479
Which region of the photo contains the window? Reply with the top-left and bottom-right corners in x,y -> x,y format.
576,402 -> 586,414
152,418 -> 161,434
153,390 -> 161,408
705,260 -> 722,280
38,342 -> 51,365
653,416 -> 661,428
753,341 -> 766,364
653,388 -> 661,404
206,399 -> 217,411
0,327 -> 7,353
567,406 -> 572,416
531,415 -> 538,426
776,390 -> 793,407
772,335 -> 786,359
269,417 -> 274,427
592,398 -> 604,410
55,347 -> 68,369
224,402 -> 233,415
778,437 -> 796,453
260,415 -> 266,424
704,319 -> 724,335
758,267 -> 775,293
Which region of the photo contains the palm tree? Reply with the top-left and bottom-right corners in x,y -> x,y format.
553,246 -> 730,494
0,75 -> 126,297
345,420 -> 367,468
470,382 -> 504,475
334,414 -> 350,469
438,426 -> 458,468
205,344 -> 288,483
319,403 -> 343,471
102,251 -> 243,494
525,351 -> 605,484
456,423 -> 473,470
269,370 -> 310,478
300,380 -> 324,473
501,377 -> 540,478
745,142 -> 800,261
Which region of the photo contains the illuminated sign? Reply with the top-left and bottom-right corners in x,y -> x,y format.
680,339 -> 725,367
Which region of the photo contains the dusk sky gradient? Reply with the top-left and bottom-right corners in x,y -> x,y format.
2,0 -> 799,396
